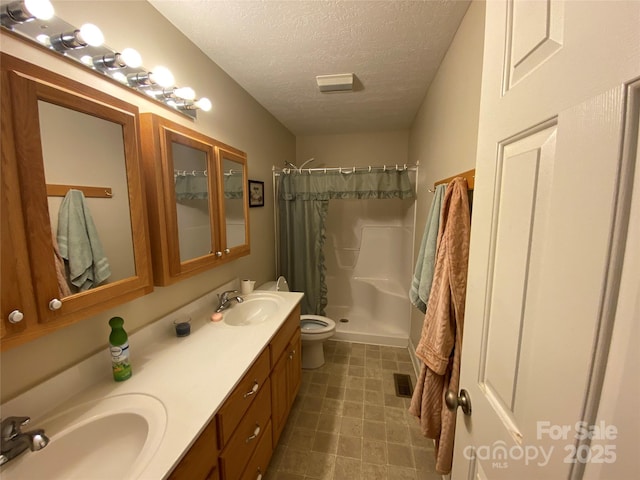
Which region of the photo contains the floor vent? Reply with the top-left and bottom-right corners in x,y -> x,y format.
393,373 -> 413,398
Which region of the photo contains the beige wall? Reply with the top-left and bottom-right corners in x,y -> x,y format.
1,1 -> 295,402
296,131 -> 409,168
408,1 -> 486,349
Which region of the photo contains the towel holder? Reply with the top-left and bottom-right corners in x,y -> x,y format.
430,169 -> 476,192
46,184 -> 113,198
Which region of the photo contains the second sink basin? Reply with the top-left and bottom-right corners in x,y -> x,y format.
223,293 -> 283,326
1,393 -> 167,480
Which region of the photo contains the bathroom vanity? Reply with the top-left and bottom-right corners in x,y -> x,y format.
0,284 -> 303,480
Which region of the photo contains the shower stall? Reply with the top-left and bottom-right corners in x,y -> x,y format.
274,165 -> 417,347
324,197 -> 414,346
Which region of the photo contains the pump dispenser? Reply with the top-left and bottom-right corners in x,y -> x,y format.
109,316 -> 132,381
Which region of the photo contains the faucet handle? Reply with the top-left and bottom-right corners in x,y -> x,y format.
1,416 -> 30,440
218,289 -> 239,300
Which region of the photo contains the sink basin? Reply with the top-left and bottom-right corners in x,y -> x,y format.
1,393 -> 167,480
223,293 -> 283,326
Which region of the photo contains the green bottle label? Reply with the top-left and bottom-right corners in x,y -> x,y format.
110,341 -> 132,381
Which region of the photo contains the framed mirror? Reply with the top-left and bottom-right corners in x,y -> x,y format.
141,114 -> 250,285
1,53 -> 153,333
216,147 -> 250,258
141,114 -> 222,285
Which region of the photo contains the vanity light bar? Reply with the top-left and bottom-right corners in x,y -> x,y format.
0,3 -> 210,118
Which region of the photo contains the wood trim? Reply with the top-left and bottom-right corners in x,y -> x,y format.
46,184 -> 113,198
434,168 -> 476,190
1,52 -> 153,342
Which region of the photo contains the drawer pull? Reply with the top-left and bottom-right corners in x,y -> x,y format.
256,467 -> 262,480
245,424 -> 261,443
243,381 -> 259,398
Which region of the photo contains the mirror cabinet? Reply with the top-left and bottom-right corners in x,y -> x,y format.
0,53 -> 153,350
140,114 -> 250,286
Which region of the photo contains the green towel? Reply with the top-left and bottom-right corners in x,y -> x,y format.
410,184 -> 446,313
57,189 -> 111,291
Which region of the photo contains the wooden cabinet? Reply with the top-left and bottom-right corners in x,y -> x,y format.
169,303 -> 301,480
0,53 -> 153,350
270,307 -> 302,445
169,419 -> 219,480
216,349 -> 270,446
140,114 -> 250,286
218,381 -> 272,480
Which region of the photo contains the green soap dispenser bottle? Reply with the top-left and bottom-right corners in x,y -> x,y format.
109,316 -> 132,382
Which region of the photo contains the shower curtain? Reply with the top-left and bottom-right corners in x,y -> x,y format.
277,169 -> 414,315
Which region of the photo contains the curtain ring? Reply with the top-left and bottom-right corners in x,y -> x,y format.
368,166 -> 372,172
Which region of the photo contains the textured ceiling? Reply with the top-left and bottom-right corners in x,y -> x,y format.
149,0 -> 471,135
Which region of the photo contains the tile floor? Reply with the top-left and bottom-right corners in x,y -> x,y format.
264,340 -> 441,480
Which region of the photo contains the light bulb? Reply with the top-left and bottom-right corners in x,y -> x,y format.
36,33 -> 50,46
112,72 -> 127,84
80,55 -> 93,66
120,48 -> 142,68
174,87 -> 195,101
78,23 -> 103,47
195,97 -> 212,112
149,66 -> 174,88
24,0 -> 54,20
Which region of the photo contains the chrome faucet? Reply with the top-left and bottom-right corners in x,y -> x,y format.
215,289 -> 244,313
0,416 -> 49,466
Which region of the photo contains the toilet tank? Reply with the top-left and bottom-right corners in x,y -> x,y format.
257,276 -> 290,292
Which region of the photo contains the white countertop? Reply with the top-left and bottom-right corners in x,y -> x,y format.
0,279 -> 303,479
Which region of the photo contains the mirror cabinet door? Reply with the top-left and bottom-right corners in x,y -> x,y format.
1,53 -> 152,337
216,147 -> 250,259
140,114 -> 222,286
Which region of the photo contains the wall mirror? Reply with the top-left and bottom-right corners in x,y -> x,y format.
39,101 -> 136,291
1,53 -> 153,346
141,114 -> 221,285
216,147 -> 250,258
172,141 -> 214,263
141,114 -> 250,286
221,157 -> 247,249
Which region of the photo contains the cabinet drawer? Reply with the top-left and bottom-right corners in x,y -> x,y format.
168,418 -> 219,480
239,421 -> 273,480
219,379 -> 272,480
217,348 -> 270,446
269,304 -> 300,369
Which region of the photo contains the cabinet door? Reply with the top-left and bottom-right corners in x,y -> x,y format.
287,329 -> 302,401
270,347 -> 289,445
140,114 -> 223,285
0,53 -> 153,349
215,146 -> 250,261
271,328 -> 302,445
168,419 -> 219,480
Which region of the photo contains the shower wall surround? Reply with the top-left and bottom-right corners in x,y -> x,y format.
324,196 -> 415,346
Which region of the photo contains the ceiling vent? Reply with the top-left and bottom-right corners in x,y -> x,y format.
316,73 -> 354,93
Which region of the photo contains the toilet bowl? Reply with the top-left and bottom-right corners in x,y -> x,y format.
300,315 -> 336,369
257,276 -> 336,369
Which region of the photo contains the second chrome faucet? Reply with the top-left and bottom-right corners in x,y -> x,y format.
215,290 -> 244,313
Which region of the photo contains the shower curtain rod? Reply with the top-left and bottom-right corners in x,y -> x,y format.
272,163 -> 419,174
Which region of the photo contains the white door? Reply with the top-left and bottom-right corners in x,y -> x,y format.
452,1 -> 640,478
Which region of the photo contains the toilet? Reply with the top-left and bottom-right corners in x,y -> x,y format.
257,276 -> 336,369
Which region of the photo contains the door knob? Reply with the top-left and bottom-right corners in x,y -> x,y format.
445,389 -> 472,416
